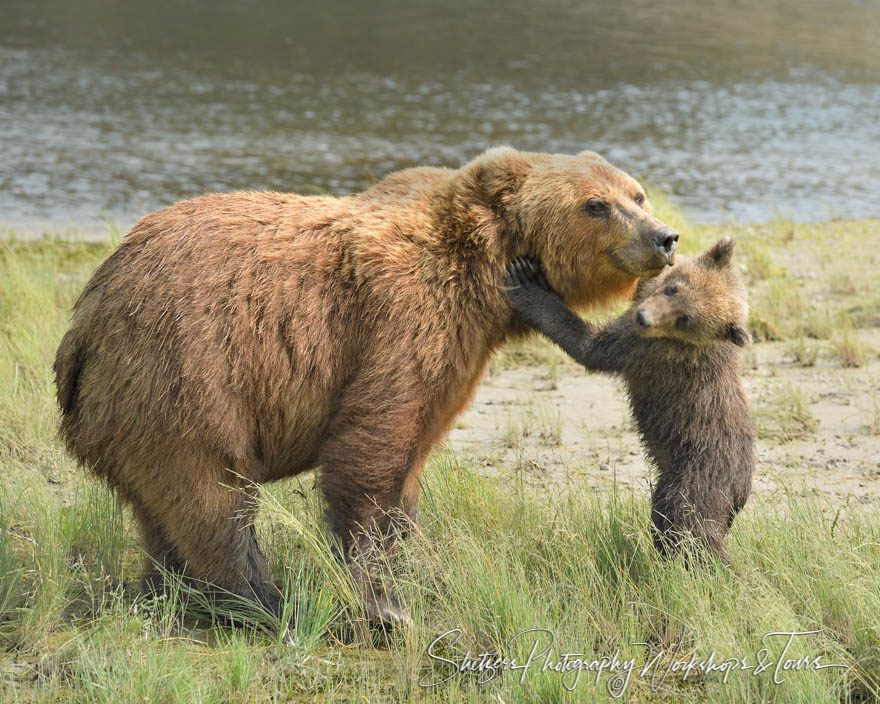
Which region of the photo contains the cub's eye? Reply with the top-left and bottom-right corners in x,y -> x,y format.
634,192 -> 646,206
664,284 -> 679,296
676,314 -> 693,329
585,199 -> 610,217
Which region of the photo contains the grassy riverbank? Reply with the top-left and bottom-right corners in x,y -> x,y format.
1,206 -> 879,702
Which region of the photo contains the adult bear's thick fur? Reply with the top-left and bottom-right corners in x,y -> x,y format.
54,147 -> 678,624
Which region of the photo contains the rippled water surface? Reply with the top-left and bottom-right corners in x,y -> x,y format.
1,0 -> 879,227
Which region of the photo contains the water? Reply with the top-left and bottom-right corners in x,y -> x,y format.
1,0 -> 879,229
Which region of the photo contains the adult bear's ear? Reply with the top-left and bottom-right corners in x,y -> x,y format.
576,150 -> 611,165
469,146 -> 532,205
699,237 -> 736,269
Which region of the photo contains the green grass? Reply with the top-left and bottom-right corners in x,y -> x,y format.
830,323 -> 870,368
1,230 -> 879,702
754,384 -> 820,443
785,338 -> 820,367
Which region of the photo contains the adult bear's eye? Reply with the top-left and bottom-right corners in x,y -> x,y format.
664,284 -> 678,296
585,199 -> 609,217
634,192 -> 646,206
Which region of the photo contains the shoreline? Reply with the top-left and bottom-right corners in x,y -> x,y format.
4,214 -> 880,244
0,222 -> 130,243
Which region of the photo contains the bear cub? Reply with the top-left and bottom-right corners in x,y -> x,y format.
506,238 -> 754,564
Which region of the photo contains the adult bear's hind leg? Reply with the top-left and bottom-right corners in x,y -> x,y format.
131,498 -> 187,596
129,449 -> 282,619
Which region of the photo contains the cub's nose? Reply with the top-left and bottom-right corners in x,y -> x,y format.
636,310 -> 651,329
652,227 -> 678,262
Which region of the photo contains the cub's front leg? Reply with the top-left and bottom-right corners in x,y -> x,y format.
505,258 -> 614,372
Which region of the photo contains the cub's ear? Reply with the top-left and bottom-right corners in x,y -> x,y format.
700,237 -> 736,269
468,146 -> 532,202
726,323 -> 751,347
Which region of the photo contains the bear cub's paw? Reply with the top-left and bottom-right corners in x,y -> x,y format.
505,257 -> 554,294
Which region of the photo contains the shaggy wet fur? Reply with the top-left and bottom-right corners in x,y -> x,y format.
506,238 -> 754,564
54,147 -> 679,624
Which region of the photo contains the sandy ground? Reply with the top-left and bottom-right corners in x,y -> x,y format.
445,330 -> 880,504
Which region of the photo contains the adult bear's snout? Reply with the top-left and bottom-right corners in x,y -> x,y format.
651,227 -> 678,264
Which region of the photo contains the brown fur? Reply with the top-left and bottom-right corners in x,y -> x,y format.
54,147 -> 678,623
506,238 -> 754,564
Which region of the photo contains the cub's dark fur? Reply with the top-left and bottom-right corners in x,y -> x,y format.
506,238 -> 754,563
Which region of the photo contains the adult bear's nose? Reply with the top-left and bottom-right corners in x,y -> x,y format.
652,228 -> 678,262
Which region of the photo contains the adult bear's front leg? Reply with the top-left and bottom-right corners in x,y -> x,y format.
316,380 -> 425,628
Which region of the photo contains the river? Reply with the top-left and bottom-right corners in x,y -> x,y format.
1,0 -> 879,229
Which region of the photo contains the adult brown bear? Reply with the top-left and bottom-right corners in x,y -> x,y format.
54,147 -> 678,625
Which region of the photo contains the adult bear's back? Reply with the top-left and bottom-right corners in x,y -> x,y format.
54,191 -> 367,487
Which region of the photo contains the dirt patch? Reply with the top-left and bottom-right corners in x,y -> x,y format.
446,331 -> 880,503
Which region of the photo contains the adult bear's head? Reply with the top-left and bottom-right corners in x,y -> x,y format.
455,146 -> 678,311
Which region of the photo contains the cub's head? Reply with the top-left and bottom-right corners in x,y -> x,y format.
459,147 -> 678,310
632,237 -> 750,347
